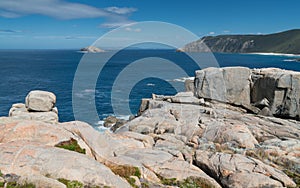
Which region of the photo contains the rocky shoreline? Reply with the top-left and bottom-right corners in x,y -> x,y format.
0,67 -> 299,188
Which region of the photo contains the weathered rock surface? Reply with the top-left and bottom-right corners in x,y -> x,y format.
195,67 -> 251,105
1,67 -> 299,187
120,90 -> 299,187
195,151 -> 296,188
193,67 -> 300,119
0,142 -> 130,188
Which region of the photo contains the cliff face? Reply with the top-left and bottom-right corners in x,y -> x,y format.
192,67 -> 300,120
183,29 -> 300,54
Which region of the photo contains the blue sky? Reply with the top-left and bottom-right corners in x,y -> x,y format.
0,0 -> 299,49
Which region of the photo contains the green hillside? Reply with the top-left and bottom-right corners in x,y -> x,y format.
183,29 -> 300,54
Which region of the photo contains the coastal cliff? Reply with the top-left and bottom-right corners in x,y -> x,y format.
0,67 -> 299,187
183,29 -> 300,54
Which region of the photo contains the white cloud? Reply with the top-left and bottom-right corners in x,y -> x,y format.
105,7 -> 137,15
209,31 -> 215,35
125,27 -> 142,32
33,35 -> 98,40
100,19 -> 136,28
0,29 -> 20,33
223,30 -> 230,33
0,0 -> 137,28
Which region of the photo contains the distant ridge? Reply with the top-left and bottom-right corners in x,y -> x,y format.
182,29 -> 300,54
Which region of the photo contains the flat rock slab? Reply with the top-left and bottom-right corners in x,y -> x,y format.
0,141 -> 130,187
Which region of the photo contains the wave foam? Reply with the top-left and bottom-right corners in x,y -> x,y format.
283,59 -> 298,62
249,52 -> 300,57
168,77 -> 194,83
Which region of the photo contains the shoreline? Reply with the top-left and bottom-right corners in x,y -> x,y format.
247,52 -> 300,57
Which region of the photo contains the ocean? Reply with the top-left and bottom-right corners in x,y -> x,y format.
1,49 -> 300,127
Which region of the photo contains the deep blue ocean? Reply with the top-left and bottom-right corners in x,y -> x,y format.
1,49 -> 300,126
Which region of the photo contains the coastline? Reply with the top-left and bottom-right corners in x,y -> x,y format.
247,52 -> 300,57
0,66 -> 299,187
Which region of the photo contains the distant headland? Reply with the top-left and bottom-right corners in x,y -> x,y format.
182,29 -> 300,55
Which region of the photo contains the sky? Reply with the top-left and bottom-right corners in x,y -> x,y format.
0,0 -> 299,49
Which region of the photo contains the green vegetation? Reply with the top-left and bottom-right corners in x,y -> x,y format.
58,178 -> 83,188
127,177 -> 138,188
157,175 -> 177,186
246,148 -> 269,161
180,177 -> 214,188
0,182 -> 36,188
109,165 -> 141,179
215,144 -> 235,154
55,138 -> 86,154
157,175 -> 212,188
108,165 -> 141,187
184,29 -> 300,54
141,182 -> 150,188
284,170 -> 300,188
0,170 -> 3,177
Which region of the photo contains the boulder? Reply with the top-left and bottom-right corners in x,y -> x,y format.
193,67 -> 300,119
25,90 -> 56,112
251,68 -> 300,119
8,90 -> 58,123
195,67 -> 251,105
103,115 -> 118,128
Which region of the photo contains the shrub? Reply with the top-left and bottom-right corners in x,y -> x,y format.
58,178 -> 83,188
55,138 -> 86,154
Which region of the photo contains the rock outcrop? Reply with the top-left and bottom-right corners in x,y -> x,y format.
8,90 -> 58,123
119,91 -> 298,187
192,67 -> 300,120
1,66 -> 299,188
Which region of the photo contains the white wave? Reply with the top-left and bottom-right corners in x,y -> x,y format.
95,125 -> 109,132
147,83 -> 155,86
76,51 -> 88,54
283,59 -> 299,62
115,115 -> 131,120
84,89 -> 95,93
95,115 -> 131,132
249,52 -> 300,57
283,59 -> 298,62
97,120 -> 105,126
170,77 -> 194,82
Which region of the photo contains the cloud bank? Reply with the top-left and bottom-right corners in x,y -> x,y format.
0,0 -> 137,28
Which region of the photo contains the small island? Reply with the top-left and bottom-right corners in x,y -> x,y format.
80,46 -> 105,53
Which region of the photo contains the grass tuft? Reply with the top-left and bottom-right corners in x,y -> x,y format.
55,138 -> 86,154
58,178 -> 83,188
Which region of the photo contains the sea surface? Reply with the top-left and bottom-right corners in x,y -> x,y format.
1,49 -> 300,127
